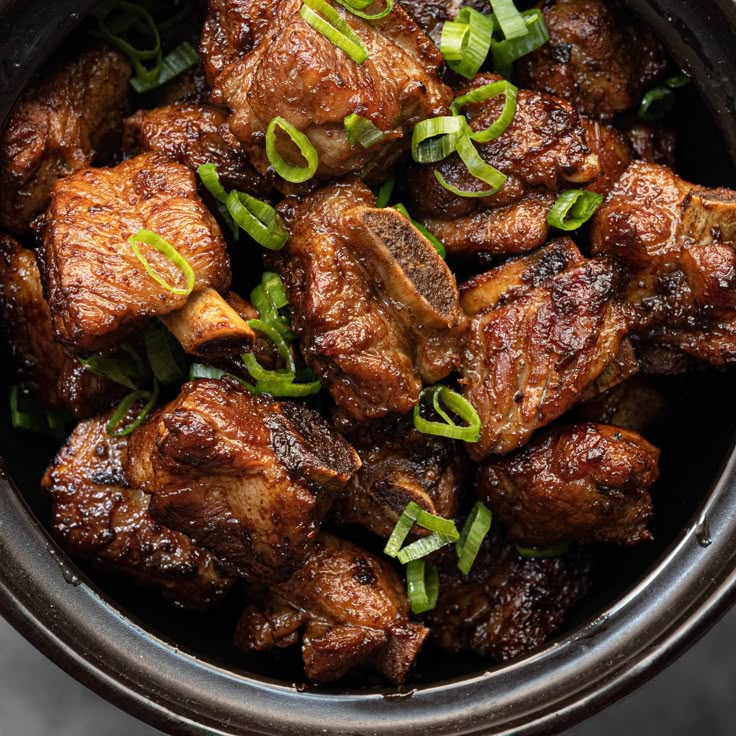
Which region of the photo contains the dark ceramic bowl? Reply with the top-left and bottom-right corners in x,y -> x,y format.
1,1 -> 736,734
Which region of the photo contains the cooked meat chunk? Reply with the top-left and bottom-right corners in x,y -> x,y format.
43,413 -> 234,609
0,236 -> 123,417
234,532 -> 427,683
127,378 -> 361,581
204,0 -> 452,189
460,244 -> 628,459
517,0 -> 667,120
582,118 -> 632,196
153,65 -> 211,107
333,417 -> 467,538
618,119 -> 676,168
273,179 -> 467,422
123,104 -> 271,196
478,423 -> 659,546
40,152 -> 231,354
591,161 -> 736,364
407,74 -> 599,256
0,46 -> 131,235
399,0 -> 488,43
424,534 -> 591,661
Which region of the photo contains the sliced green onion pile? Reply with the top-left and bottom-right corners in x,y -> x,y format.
93,2 -> 200,93
451,80 -> 518,143
413,385 -> 481,442
489,0 -> 528,40
384,501 -> 459,559
144,323 -> 186,385
547,190 -> 603,231
344,113 -> 386,148
300,0 -> 368,64
456,502 -> 492,575
515,542 -> 571,559
129,229 -> 195,296
440,8 -> 495,80
250,271 -> 295,341
9,386 -> 69,440
105,381 -> 160,437
638,75 -> 691,120
334,0 -> 394,21
406,559 -> 440,614
491,9 -> 549,77
393,203 -> 446,258
265,117 -> 320,184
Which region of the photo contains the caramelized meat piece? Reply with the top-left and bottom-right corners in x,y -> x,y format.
43,413 -> 234,608
123,104 -> 270,196
407,75 -> 599,256
40,152 -> 231,354
478,423 -> 660,546
0,46 -> 131,234
399,0 -> 488,43
234,532 -> 427,683
152,65 -> 211,107
517,0 -> 667,120
127,378 -> 361,581
274,179 -> 466,422
425,535 -> 591,661
591,161 -> 736,364
618,119 -> 676,168
333,417 -> 467,538
582,118 -> 632,196
0,236 -> 122,417
461,245 -> 627,459
204,0 -> 451,188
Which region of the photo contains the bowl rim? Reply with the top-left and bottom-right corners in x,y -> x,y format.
2,1 -> 736,734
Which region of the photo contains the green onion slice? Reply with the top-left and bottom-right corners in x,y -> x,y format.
436,132 -> 506,198
451,80 -> 518,143
489,0 -> 529,40
226,190 -> 289,250
375,175 -> 395,208
413,385 -> 481,442
78,354 -> 139,390
243,319 -> 296,381
638,86 -> 675,120
344,113 -> 386,148
251,277 -> 294,342
411,115 -> 465,164
129,229 -> 195,296
547,190 -> 603,231
252,377 -> 322,397
105,382 -> 159,437
189,363 -> 229,380
384,501 -> 422,557
198,162 -> 229,203
666,74 -> 690,89
515,541 -> 571,559
397,532 -> 455,564
456,502 -> 492,575
265,116 -> 320,184
144,323 -> 186,385
299,0 -> 368,63
335,0 -> 393,20
440,9 -> 495,80
491,9 -> 549,75
415,509 -> 460,540
406,559 -> 440,615
392,203 -> 446,258
131,41 -> 200,94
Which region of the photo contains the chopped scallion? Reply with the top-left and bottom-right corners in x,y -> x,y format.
396,531 -> 455,563
451,80 -> 518,143
265,116 -> 320,184
456,502 -> 492,575
384,501 -> 422,557
129,229 -> 195,296
413,385 -> 481,442
226,190 -> 289,250
344,113 -> 386,148
105,382 -> 159,437
300,0 -> 368,63
406,559 -> 440,614
375,175 -> 396,208
547,190 -> 603,231
440,8 -> 495,80
78,354 -> 139,390
334,0 -> 393,20
491,9 -> 549,76
435,132 -> 506,198
489,0 -> 528,40
411,115 -> 464,164
130,42 -> 200,94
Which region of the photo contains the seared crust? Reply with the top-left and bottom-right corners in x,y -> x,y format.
40,152 -> 231,354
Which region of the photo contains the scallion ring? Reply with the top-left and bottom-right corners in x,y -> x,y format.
437,132 -> 506,197
396,531 -> 455,564
489,0 -> 529,40
265,116 -> 320,184
451,80 -> 518,143
189,363 -> 229,380
406,559 -> 440,614
638,86 -> 675,120
491,9 -> 549,76
144,323 -> 186,385
130,42 -> 200,94
547,190 -> 603,231
198,162 -> 229,203
384,501 -> 422,557
456,502 -> 493,575
129,229 -> 195,296
440,8 -> 495,80
252,377 -> 322,397
334,0 -> 393,20
105,382 -> 159,437
344,113 -> 386,148
411,115 -> 464,164
413,385 -> 481,442
226,190 -> 289,250
299,0 -> 368,63
243,319 -> 296,382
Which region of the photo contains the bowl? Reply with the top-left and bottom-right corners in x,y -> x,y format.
1,1 -> 736,734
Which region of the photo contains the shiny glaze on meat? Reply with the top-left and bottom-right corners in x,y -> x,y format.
127,378 -> 360,581
235,532 -> 427,683
479,423 -> 659,546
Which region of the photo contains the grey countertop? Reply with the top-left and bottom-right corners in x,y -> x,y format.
0,608 -> 734,736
